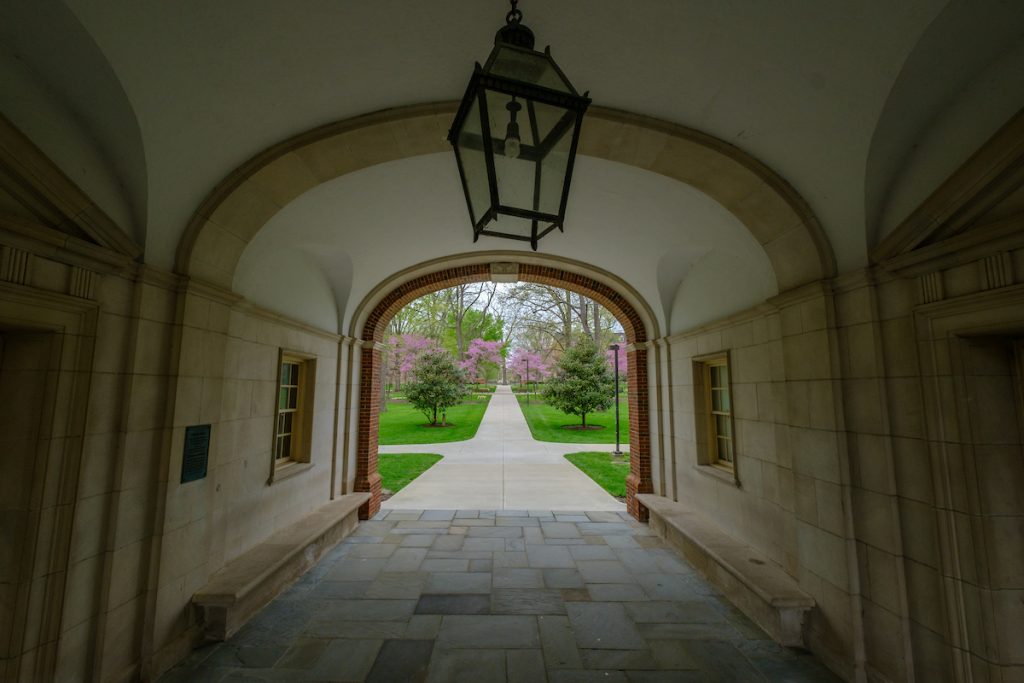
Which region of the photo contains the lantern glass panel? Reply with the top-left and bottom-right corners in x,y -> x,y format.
489,45 -> 572,93
534,101 -> 573,216
456,95 -> 490,226
486,89 -> 535,211
489,212 -> 535,240
493,151 -> 535,211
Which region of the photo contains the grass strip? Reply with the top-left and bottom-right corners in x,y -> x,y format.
516,395 -> 629,443
378,395 -> 490,444
564,451 -> 630,498
379,453 -> 443,493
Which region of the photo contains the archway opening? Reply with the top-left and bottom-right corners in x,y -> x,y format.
354,262 -> 653,521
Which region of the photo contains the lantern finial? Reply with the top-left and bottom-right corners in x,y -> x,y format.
495,0 -> 535,49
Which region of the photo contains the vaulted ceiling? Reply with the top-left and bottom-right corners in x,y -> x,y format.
2,0 -> 1023,334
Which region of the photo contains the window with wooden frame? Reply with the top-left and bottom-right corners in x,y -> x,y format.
693,353 -> 739,483
269,351 -> 316,483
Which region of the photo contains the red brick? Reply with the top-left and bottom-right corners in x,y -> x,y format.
356,264 -> 653,521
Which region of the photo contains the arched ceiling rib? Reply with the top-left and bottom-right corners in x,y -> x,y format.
56,0 -> 954,272
233,152 -> 777,336
7,0 -> 1022,302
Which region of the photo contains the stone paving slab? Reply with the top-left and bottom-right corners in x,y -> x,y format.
159,510 -> 841,683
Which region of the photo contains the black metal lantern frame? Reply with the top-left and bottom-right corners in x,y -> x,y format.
448,2 -> 591,250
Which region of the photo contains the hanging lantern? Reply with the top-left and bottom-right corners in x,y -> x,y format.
448,0 -> 591,250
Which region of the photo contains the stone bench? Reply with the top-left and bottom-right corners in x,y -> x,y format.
637,493 -> 814,647
193,492 -> 370,641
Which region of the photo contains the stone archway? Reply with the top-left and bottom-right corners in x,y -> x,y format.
354,261 -> 654,521
172,101 -> 838,523
175,103 -> 835,293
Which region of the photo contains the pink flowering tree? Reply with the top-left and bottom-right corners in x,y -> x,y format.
605,346 -> 628,376
459,338 -> 504,387
388,334 -> 442,388
509,349 -> 550,389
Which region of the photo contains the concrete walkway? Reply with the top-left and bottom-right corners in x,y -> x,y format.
380,386 -> 625,511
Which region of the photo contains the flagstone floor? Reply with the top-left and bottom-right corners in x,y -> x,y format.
160,510 -> 840,682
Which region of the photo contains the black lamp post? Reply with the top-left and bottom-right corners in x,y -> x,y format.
525,356 -> 530,406
448,0 -> 591,250
609,343 -> 622,456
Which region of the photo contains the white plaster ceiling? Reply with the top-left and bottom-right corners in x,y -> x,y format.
0,0 -> 145,241
3,0 -> 1024,328
234,153 -> 775,336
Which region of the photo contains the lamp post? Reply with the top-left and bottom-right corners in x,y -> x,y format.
525,356 -> 530,406
448,0 -> 591,250
609,344 -> 622,456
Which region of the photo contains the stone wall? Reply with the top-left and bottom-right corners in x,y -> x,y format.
654,287 -> 860,679
0,236 -> 357,682
648,237 -> 1024,682
146,283 -> 350,675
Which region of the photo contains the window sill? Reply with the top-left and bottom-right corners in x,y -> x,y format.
694,464 -> 740,488
269,461 -> 314,485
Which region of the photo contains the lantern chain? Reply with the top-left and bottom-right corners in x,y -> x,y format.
506,0 -> 522,26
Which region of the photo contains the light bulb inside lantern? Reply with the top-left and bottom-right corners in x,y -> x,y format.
505,98 -> 522,159
505,130 -> 521,158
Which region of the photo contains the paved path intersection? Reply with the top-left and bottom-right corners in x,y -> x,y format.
162,510 -> 840,682
379,385 -> 625,511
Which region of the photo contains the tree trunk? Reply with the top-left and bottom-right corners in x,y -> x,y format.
577,293 -> 592,340
581,412 -> 587,428
432,405 -> 438,425
562,289 -> 573,347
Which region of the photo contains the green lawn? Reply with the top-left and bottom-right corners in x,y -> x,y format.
516,395 -> 629,443
564,451 -> 630,498
378,396 -> 490,444
378,453 -> 443,493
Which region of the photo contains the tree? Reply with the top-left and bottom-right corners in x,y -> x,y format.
405,350 -> 467,426
606,345 -> 628,376
460,338 -> 504,385
446,283 -> 497,359
542,338 -> 615,428
502,283 -> 624,357
441,307 -> 503,357
386,334 -> 441,393
509,348 -> 550,387
493,287 -> 523,383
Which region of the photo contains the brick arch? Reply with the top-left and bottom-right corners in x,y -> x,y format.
355,264 -> 653,521
364,264 -> 646,345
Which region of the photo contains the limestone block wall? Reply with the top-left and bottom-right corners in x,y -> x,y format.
0,244 -> 159,683
0,216 -> 360,682
657,286 -> 860,679
218,305 -> 338,561
846,250 -> 1024,683
654,236 -> 1024,683
89,271 -> 178,683
148,286 -> 346,673
338,336 -> 363,496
